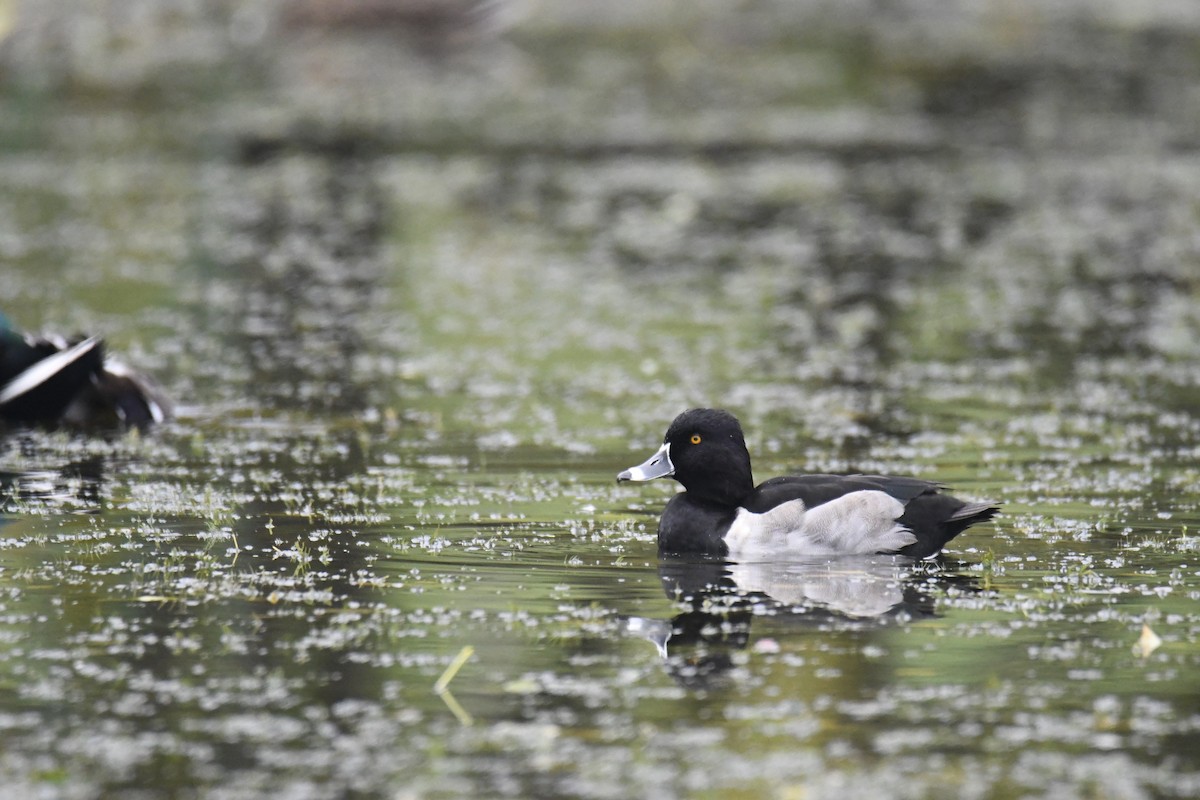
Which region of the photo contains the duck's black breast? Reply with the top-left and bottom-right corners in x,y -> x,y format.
657,493 -> 737,557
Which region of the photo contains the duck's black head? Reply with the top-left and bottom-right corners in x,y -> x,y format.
618,408 -> 755,508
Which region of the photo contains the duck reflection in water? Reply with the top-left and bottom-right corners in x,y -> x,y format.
624,554 -> 978,690
0,456 -> 106,517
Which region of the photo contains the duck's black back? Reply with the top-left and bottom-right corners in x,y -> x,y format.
745,474 -> 942,512
743,473 -> 998,559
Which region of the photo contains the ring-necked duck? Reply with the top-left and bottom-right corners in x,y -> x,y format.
0,314 -> 170,429
618,408 -> 998,559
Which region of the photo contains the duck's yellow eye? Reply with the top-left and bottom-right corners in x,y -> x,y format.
690,434 -> 702,445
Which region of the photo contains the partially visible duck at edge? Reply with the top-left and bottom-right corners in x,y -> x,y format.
618,408 -> 998,559
0,313 -> 170,429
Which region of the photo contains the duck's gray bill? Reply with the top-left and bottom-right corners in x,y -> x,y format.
617,442 -> 674,482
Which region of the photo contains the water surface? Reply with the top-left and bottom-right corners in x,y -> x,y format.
1,3 -> 1199,798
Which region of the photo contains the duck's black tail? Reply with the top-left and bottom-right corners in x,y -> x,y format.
897,496 -> 1000,559
66,361 -> 172,429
